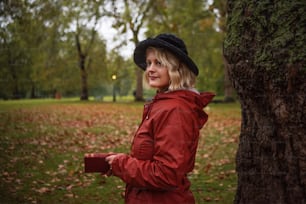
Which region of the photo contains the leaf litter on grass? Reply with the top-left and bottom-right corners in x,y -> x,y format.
190,107 -> 241,203
0,102 -> 241,203
0,103 -> 141,203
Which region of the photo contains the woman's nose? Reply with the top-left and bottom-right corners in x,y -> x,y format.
147,63 -> 155,71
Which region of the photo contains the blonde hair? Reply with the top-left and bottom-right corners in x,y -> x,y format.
145,47 -> 196,91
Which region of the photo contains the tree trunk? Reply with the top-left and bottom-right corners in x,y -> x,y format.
224,1 -> 306,203
30,84 -> 36,99
79,54 -> 88,101
76,33 -> 89,101
8,50 -> 20,99
11,72 -> 20,99
121,0 -> 152,102
131,31 -> 144,102
214,1 -> 236,102
135,68 -> 144,101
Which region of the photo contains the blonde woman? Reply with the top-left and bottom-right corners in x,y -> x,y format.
106,33 -> 215,204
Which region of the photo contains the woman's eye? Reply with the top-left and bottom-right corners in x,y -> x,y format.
146,61 -> 151,67
156,60 -> 162,66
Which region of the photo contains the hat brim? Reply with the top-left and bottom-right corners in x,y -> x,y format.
133,38 -> 199,76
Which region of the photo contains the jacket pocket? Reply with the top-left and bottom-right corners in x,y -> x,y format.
132,134 -> 154,160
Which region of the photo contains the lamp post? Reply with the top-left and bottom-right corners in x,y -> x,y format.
111,74 -> 117,102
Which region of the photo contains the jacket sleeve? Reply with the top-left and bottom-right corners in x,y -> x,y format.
111,106 -> 195,190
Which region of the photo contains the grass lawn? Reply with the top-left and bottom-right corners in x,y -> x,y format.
0,98 -> 241,203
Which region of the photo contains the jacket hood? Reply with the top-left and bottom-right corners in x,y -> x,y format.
154,89 -> 215,108
153,90 -> 215,128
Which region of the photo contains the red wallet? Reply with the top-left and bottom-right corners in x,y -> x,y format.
84,153 -> 111,174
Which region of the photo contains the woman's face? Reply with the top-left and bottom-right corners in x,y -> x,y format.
145,49 -> 170,91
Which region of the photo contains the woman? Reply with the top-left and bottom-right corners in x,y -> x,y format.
106,33 -> 215,204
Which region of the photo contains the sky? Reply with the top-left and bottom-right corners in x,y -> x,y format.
97,17 -> 145,59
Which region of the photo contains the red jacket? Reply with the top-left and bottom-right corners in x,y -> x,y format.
111,90 -> 215,204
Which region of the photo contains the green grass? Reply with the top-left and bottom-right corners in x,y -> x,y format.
0,99 -> 241,203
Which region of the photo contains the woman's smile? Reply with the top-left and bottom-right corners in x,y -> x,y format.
148,75 -> 158,80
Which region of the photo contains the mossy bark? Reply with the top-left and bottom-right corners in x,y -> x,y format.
223,1 -> 306,203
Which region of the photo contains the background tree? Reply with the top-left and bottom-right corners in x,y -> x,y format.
28,0 -> 64,98
0,1 -> 32,98
63,0 -> 106,100
107,0 -> 153,101
0,0 -> 62,98
107,50 -> 134,97
211,0 -> 235,102
223,1 -> 306,203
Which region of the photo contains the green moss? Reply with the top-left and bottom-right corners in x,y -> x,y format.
224,1 -> 306,71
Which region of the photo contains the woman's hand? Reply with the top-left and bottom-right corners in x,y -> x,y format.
105,153 -> 125,176
105,154 -> 120,165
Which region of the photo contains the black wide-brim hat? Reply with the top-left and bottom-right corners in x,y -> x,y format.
133,33 -> 199,76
